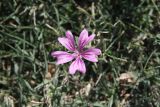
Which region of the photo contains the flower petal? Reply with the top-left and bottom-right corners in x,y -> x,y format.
66,31 -> 74,41
51,51 -> 69,57
58,37 -> 75,51
86,34 -> 95,44
81,34 -> 95,49
78,29 -> 96,50
82,48 -> 101,55
66,31 -> 75,48
82,54 -> 98,62
57,56 -> 74,65
78,29 -> 88,49
69,57 -> 86,74
51,51 -> 74,64
81,49 -> 99,62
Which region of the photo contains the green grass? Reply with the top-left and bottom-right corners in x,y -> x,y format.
0,0 -> 160,107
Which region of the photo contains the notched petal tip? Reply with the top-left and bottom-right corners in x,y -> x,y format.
69,58 -> 86,75
86,34 -> 95,44
78,29 -> 96,50
89,34 -> 95,39
79,29 -> 88,41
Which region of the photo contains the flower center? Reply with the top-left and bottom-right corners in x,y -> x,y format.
74,50 -> 82,58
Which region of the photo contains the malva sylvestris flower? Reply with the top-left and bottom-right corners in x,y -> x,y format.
51,29 -> 101,74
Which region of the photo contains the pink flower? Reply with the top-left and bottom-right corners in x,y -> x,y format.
51,29 -> 101,74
